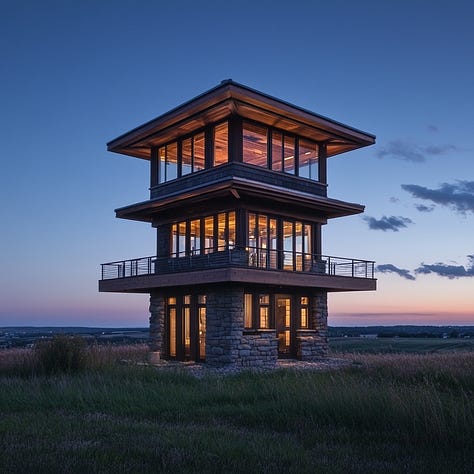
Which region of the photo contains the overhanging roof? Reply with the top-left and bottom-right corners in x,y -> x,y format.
107,80 -> 375,160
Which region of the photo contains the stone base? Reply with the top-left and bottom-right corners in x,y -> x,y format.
148,351 -> 161,365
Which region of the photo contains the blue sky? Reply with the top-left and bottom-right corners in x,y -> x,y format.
1,0 -> 473,327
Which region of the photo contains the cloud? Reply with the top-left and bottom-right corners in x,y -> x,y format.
415,204 -> 435,213
376,140 -> 457,162
376,264 -> 416,280
415,255 -> 474,279
402,181 -> 474,214
363,215 -> 414,232
427,125 -> 439,132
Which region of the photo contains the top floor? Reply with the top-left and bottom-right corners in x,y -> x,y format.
107,80 -> 375,200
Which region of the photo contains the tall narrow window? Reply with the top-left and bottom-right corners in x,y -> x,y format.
283,220 -> 294,270
298,139 -> 318,180
182,138 -> 192,176
214,122 -> 228,166
283,136 -> 295,174
295,222 -> 303,271
271,131 -> 283,171
194,132 -> 205,171
204,216 -> 214,254
217,213 -> 226,251
166,142 -> 178,181
190,219 -> 201,255
228,211 -> 236,249
258,214 -> 268,268
178,222 -> 186,257
171,224 -> 178,257
259,294 -> 270,329
244,293 -> 253,329
303,224 -> 312,271
159,146 -> 166,183
300,296 -> 309,328
243,122 -> 268,167
269,218 -> 278,269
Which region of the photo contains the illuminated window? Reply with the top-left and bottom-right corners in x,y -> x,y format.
271,131 -> 283,171
300,296 -> 309,328
243,122 -> 268,167
193,132 -> 205,171
182,138 -> 192,176
190,219 -> 201,255
204,216 -> 214,254
214,122 -> 228,166
259,294 -> 270,329
283,135 -> 295,174
299,139 -> 318,180
244,293 -> 253,328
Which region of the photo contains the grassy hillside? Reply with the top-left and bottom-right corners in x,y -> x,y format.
0,345 -> 473,473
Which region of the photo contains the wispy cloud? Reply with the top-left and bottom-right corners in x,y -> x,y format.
363,215 -> 413,232
376,140 -> 457,162
402,181 -> 474,214
415,255 -> 474,279
427,125 -> 439,133
415,204 -> 435,213
376,264 -> 416,280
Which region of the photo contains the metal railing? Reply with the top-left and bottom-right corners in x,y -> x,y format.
101,247 -> 374,280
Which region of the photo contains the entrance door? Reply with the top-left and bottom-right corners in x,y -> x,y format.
275,296 -> 293,357
167,295 -> 206,361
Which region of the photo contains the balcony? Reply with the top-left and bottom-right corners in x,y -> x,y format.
99,248 -> 376,293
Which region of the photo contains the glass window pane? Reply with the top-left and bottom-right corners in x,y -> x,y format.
284,135 -> 295,174
217,213 -> 226,251
171,224 -> 178,257
182,138 -> 192,176
190,219 -> 201,255
299,139 -> 318,180
258,214 -> 268,268
204,216 -> 214,254
259,294 -> 270,304
228,211 -> 236,249
184,294 -> 191,305
243,122 -> 268,167
198,294 -> 206,304
244,293 -> 253,328
295,221 -> 303,271
159,147 -> 166,183
214,122 -> 228,166
301,307 -> 308,328
166,142 -> 178,181
178,221 -> 186,257
301,296 -> 309,305
271,131 -> 282,171
269,218 -> 278,269
283,220 -> 294,270
169,308 -> 176,357
260,307 -> 269,329
248,213 -> 257,266
168,297 -> 176,305
194,132 -> 205,171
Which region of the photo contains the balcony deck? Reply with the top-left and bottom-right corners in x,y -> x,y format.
99,249 -> 376,293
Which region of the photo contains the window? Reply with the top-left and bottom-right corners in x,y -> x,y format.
171,212 -> 236,257
259,294 -> 270,329
214,122 -> 228,166
242,121 -> 319,181
243,122 -> 268,167
193,132 -> 205,171
300,296 -> 309,328
299,139 -> 319,180
244,293 -> 253,328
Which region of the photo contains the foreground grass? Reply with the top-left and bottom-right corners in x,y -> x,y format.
0,350 -> 473,473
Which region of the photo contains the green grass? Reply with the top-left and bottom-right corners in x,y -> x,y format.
1,347 -> 473,473
330,336 -> 474,354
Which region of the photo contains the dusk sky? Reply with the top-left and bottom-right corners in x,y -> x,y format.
1,0 -> 473,327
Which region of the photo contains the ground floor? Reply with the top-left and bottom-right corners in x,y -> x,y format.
149,284 -> 329,368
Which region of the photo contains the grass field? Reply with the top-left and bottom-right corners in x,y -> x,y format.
0,344 -> 473,473
330,336 -> 474,354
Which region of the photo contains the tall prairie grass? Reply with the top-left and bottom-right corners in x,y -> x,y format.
0,349 -> 473,472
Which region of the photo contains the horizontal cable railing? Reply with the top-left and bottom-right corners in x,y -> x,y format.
101,247 -> 375,280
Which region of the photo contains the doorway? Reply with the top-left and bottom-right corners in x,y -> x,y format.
167,295 -> 206,361
275,295 -> 294,357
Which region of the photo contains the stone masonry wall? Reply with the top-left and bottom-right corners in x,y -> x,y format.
298,290 -> 328,360
149,292 -> 165,354
205,285 -> 245,367
239,331 -> 278,368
